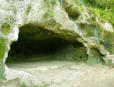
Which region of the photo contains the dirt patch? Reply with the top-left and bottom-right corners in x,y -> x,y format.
6,60 -> 114,87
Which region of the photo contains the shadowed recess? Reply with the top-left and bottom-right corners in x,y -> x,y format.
6,24 -> 87,63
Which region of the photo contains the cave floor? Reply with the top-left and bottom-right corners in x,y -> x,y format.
7,60 -> 114,87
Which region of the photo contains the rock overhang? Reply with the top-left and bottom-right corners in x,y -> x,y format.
0,0 -> 113,81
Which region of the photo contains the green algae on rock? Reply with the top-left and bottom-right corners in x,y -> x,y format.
1,24 -> 10,35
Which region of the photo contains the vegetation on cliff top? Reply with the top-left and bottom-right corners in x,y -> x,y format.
64,0 -> 114,25
81,0 -> 114,25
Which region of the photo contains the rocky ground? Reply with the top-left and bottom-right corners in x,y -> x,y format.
6,60 -> 114,87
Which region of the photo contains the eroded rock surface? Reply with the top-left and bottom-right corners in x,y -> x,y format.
0,0 -> 114,86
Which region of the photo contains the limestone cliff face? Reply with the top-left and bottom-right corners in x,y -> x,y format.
0,0 -> 114,80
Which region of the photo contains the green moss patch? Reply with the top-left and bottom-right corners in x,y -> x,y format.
0,39 -> 6,60
43,0 -> 57,19
1,23 -> 10,35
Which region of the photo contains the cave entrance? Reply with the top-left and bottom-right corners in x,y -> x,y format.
7,38 -> 71,63
6,24 -> 83,64
6,24 -> 87,66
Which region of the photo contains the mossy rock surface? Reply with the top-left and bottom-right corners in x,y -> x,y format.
87,48 -> 103,65
1,23 -> 10,35
0,39 -> 6,60
0,62 -> 5,80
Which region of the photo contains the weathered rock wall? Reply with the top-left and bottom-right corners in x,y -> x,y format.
0,0 -> 113,81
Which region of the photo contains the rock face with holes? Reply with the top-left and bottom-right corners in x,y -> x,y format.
0,0 -> 113,83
